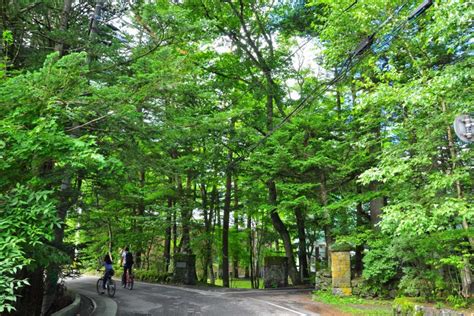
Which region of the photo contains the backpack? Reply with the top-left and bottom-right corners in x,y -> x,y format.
125,252 -> 134,265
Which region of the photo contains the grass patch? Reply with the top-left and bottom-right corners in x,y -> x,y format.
209,278 -> 264,289
313,291 -> 392,316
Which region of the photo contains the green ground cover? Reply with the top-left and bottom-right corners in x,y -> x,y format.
313,291 -> 392,316
209,279 -> 264,289
313,292 -> 474,315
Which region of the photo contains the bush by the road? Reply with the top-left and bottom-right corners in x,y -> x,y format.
133,269 -> 172,283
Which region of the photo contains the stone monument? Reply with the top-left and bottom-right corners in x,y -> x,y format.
264,256 -> 288,288
172,253 -> 197,285
331,250 -> 352,295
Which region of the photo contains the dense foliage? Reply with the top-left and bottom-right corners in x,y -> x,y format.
0,0 -> 472,314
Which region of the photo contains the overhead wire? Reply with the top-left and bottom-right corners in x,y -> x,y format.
229,0 -> 434,168
81,0 -> 433,165
288,1 -> 412,120
230,47 -> 367,167
191,3 -> 362,121
84,1 -> 359,129
282,0 -> 361,65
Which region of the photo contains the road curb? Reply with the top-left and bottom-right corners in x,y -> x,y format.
90,294 -> 97,313
94,294 -> 117,316
51,291 -> 80,316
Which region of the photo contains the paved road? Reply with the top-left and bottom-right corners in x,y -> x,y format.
67,276 -> 320,316
66,277 -> 117,316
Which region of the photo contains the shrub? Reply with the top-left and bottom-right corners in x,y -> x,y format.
133,269 -> 172,283
362,236 -> 399,296
446,295 -> 468,309
392,297 -> 416,315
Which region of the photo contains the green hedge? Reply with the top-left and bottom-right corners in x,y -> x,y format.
133,269 -> 172,283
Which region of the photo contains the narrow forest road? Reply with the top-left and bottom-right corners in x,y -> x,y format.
66,276 -> 322,316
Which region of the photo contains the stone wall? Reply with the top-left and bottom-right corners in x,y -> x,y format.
315,270 -> 332,291
393,305 -> 467,316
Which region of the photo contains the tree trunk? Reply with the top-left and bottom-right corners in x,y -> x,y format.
215,185 -> 221,228
369,111 -> 384,228
268,180 -> 301,285
319,171 -> 332,268
254,222 -> 264,289
294,207 -> 309,281
177,172 -> 193,254
222,153 -> 232,287
200,183 -> 209,282
354,201 -> 365,276
233,178 -> 239,279
182,172 -> 193,253
164,192 -> 172,273
172,208 -> 177,256
352,85 -> 365,276
246,211 -> 252,280
15,268 -> 44,315
461,258 -> 473,298
54,0 -> 73,56
369,181 -> 384,228
209,185 -> 218,285
135,169 -> 146,268
107,219 -> 113,255
42,173 -> 80,315
441,99 -> 473,297
263,75 -> 300,284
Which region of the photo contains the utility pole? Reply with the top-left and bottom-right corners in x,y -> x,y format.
89,0 -> 104,40
88,0 -> 105,64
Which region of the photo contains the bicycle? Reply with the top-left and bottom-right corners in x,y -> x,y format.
96,271 -> 116,297
123,269 -> 134,290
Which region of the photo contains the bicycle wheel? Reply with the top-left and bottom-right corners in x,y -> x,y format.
107,279 -> 116,297
96,278 -> 104,294
126,275 -> 134,290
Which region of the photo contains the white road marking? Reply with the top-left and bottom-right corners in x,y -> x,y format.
223,289 -> 312,295
250,298 -> 308,315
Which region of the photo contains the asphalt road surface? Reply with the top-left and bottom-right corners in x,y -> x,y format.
66,276 -> 320,316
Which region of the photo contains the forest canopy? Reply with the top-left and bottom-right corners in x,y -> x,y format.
0,0 -> 472,314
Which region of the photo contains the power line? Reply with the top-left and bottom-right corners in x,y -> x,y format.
343,1 -> 359,13
189,5 -> 347,114
230,47 -> 365,167
283,1 -> 361,64
229,0 -> 434,168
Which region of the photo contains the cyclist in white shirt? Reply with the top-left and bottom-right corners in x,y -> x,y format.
120,246 -> 134,287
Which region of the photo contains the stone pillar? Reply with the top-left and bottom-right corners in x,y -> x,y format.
331,251 -> 352,295
264,256 -> 288,288
172,253 -> 197,285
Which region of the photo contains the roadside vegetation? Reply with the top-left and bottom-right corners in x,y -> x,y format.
1,0 -> 472,314
313,291 -> 392,316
